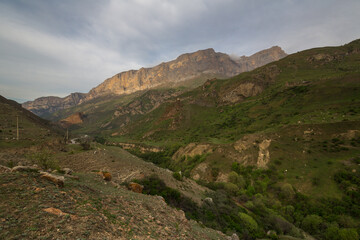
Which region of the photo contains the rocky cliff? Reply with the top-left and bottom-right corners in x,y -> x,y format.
23,46 -> 287,117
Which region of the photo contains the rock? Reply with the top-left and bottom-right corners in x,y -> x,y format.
102,172 -> 112,181
43,207 -> 77,220
62,168 -> 73,175
40,172 -> 65,187
203,197 -> 213,205
231,233 -> 239,240
128,182 -> 144,193
11,166 -> 39,172
226,233 -> 239,240
0,165 -> 11,173
43,207 -> 67,216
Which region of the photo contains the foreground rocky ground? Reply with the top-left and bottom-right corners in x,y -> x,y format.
0,168 -> 228,240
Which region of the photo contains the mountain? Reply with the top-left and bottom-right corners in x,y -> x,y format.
2,39 -> 360,240
23,46 -> 287,118
89,39 -> 360,239
22,92 -> 86,118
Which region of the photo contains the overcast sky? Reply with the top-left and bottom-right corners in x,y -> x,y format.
0,0 -> 359,102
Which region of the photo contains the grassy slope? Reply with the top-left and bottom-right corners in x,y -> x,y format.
105,40 -> 360,200
113,40 -> 360,145
0,95 -> 61,149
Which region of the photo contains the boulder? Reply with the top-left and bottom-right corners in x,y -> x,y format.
40,172 -> 65,187
203,197 -> 213,205
128,182 -> 144,193
101,172 -> 112,181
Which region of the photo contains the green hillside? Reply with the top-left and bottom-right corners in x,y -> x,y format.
0,95 -> 61,149
101,40 -> 360,239
32,39 -> 360,239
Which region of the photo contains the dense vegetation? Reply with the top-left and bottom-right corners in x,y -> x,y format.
136,159 -> 360,239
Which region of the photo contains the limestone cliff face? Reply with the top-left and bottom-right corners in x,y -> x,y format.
22,93 -> 86,117
82,49 -> 242,102
23,46 -> 287,116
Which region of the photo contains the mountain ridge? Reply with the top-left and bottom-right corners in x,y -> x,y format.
22,46 -> 287,117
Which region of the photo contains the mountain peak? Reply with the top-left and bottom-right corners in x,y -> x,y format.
23,46 -> 287,117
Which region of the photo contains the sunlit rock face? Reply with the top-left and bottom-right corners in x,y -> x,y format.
23,47 -> 287,116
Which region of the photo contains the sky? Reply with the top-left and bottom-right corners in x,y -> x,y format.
0,0 -> 359,102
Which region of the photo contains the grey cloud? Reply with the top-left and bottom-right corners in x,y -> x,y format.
0,0 -> 359,101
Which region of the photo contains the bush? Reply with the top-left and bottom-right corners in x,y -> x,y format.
278,183 -> 295,199
324,223 -> 340,240
224,182 -> 239,195
338,228 -> 359,240
301,214 -> 323,234
238,212 -> 258,233
94,136 -> 106,144
228,171 -> 246,188
81,142 -> 91,150
173,171 -> 183,181
268,214 -> 294,235
29,150 -> 59,170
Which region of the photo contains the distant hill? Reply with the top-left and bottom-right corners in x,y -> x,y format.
23,46 -> 286,117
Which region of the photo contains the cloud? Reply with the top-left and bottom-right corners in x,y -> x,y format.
0,0 -> 359,101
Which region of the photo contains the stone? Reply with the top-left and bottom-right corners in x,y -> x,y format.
11,166 -> 39,172
43,207 -> 77,220
40,172 -> 65,187
128,182 -> 144,193
62,168 -> 73,175
203,197 -> 213,205
231,233 -> 239,240
102,172 -> 112,181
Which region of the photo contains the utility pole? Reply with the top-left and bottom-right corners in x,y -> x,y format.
16,115 -> 19,140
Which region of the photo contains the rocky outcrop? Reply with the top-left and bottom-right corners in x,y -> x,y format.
22,92 -> 86,117
257,139 -> 272,168
172,143 -> 213,161
40,172 -> 65,187
60,112 -> 84,127
23,47 -> 287,117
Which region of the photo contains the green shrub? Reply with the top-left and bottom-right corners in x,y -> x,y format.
94,136 -> 106,144
238,212 -> 258,233
301,214 -> 323,234
228,171 -> 246,188
278,183 -> 295,199
173,171 -> 183,181
324,223 -> 340,240
29,150 -> 59,170
224,182 -> 239,195
338,228 -> 359,240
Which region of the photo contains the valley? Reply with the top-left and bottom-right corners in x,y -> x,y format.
1,39 -> 360,240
